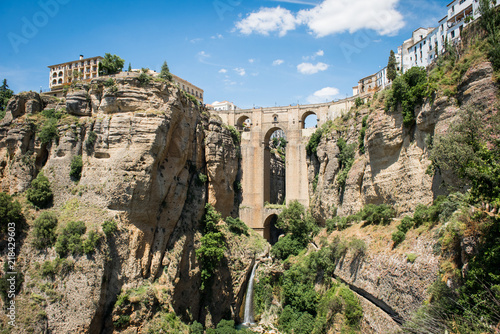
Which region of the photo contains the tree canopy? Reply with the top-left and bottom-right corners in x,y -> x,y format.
0,79 -> 14,118
387,50 -> 397,82
159,61 -> 173,81
98,53 -> 125,75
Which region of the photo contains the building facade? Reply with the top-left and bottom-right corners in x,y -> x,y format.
171,74 -> 204,103
209,101 -> 240,111
48,55 -> 103,89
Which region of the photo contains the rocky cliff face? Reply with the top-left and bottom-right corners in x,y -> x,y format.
306,61 -> 498,328
0,77 -> 256,333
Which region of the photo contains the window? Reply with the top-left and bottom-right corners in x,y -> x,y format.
451,30 -> 455,38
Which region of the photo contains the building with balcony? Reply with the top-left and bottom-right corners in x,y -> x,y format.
48,55 -> 103,90
171,74 -> 204,103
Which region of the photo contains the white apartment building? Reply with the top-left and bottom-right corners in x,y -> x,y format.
48,55 -> 103,89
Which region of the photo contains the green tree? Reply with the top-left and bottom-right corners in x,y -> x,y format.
70,155 -> 83,181
159,61 -> 173,81
55,221 -> 86,257
430,108 -> 500,201
0,79 -> 14,119
127,62 -> 132,72
385,66 -> 429,127
26,172 -> 53,208
387,50 -> 397,82
0,192 -> 23,234
32,212 -> 58,249
98,53 -> 125,75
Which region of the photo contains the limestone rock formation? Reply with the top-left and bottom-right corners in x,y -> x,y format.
0,77 -> 253,333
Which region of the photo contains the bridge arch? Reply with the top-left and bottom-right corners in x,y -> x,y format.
264,127 -> 286,205
263,214 -> 283,245
301,110 -> 318,129
236,115 -> 252,131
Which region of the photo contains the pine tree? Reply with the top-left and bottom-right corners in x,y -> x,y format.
159,61 -> 173,81
387,50 -> 397,82
128,63 -> 132,72
0,79 -> 14,115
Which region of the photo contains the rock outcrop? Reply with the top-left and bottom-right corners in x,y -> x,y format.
0,77 -> 254,333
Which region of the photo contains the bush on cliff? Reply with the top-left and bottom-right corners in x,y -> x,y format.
0,192 -> 23,234
32,212 -> 58,249
271,200 -> 318,260
26,172 -> 53,208
196,204 -> 226,291
225,216 -> 249,236
360,203 -> 395,225
70,155 -> 83,181
55,221 -> 86,257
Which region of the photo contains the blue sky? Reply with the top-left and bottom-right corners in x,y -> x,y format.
0,0 -> 451,109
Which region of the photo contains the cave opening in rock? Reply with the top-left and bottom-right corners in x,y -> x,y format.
264,128 -> 286,205
263,214 -> 283,245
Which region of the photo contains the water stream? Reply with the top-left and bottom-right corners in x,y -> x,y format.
242,262 -> 258,326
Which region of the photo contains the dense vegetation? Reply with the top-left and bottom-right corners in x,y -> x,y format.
0,192 -> 23,234
26,172 -> 53,208
270,201 -> 318,260
99,53 -> 125,75
196,204 -> 227,291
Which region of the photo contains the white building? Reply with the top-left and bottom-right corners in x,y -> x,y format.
376,67 -> 389,90
209,101 -> 239,111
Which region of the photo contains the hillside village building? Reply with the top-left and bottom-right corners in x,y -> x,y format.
353,0 -> 498,97
46,56 -> 203,103
48,55 -> 103,89
209,101 -> 240,111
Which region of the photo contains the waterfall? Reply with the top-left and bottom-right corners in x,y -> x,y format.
243,262 -> 258,326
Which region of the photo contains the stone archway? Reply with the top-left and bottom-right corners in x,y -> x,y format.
263,214 -> 283,245
301,111 -> 318,129
263,127 -> 286,205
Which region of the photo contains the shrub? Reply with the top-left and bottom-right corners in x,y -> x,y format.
82,230 -> 100,254
55,221 -> 86,257
225,125 -> 241,145
225,216 -> 249,236
26,172 -> 53,208
41,108 -> 62,120
114,315 -> 130,328
385,66 -> 429,127
138,73 -> 151,85
40,258 -> 73,278
397,216 -> 414,233
406,253 -> 417,263
348,238 -> 366,257
69,155 -> 83,181
360,204 -> 394,225
32,212 -> 58,249
338,285 -> 363,327
270,234 -> 304,260
0,192 -> 23,234
196,204 -> 226,290
197,173 -> 208,185
392,230 -> 406,246
306,126 -> 325,156
85,131 -> 97,153
336,138 -> 356,192
39,118 -> 59,144
103,78 -> 115,87
355,97 -> 364,107
189,321 -> 204,334
102,220 -> 117,237
358,115 -> 368,154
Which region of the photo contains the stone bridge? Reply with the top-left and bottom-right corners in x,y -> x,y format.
215,97 -> 356,241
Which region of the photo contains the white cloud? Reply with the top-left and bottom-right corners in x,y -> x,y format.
297,0 -> 405,37
234,67 -> 246,76
297,62 -> 329,74
307,87 -> 340,103
249,58 -> 255,63
190,38 -> 202,43
234,0 -> 405,37
235,6 -> 299,37
219,68 -> 227,73
316,49 -> 324,56
198,51 -> 210,58
273,59 -> 284,66
303,49 -> 325,60
211,34 -> 224,39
